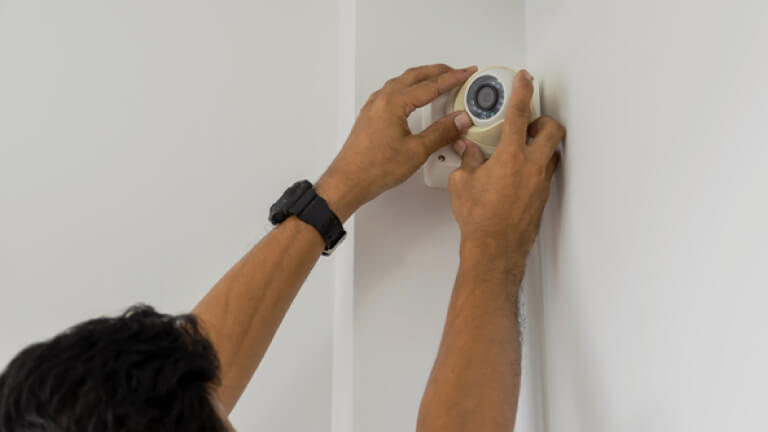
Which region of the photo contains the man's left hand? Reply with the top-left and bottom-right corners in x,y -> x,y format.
316,64 -> 477,221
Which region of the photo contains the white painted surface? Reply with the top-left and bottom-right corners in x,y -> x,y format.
331,0 -> 356,430
7,2 -> 762,431
526,1 -> 768,431
0,2 -> 339,430
353,1 -> 531,430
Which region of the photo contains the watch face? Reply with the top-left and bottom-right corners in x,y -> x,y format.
268,204 -> 289,225
285,181 -> 309,201
269,180 -> 313,225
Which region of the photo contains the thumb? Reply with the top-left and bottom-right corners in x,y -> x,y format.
454,139 -> 485,171
414,111 -> 473,155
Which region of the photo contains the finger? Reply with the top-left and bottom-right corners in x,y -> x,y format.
528,116 -> 566,165
411,111 -> 472,155
527,116 -> 543,137
394,64 -> 453,87
546,151 -> 560,181
527,115 -> 563,137
454,139 -> 485,171
402,66 -> 478,113
496,69 -> 534,155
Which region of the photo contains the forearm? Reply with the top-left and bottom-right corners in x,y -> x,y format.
191,63 -> 478,415
417,240 -> 525,432
193,178 -> 355,413
193,216 -> 322,411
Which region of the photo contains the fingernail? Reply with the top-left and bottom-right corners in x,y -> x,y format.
464,65 -> 478,73
454,112 -> 472,131
453,139 -> 467,157
519,69 -> 533,82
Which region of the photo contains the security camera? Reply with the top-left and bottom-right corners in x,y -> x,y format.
423,66 -> 541,188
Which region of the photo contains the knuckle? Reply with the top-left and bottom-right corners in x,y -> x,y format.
449,169 -> 466,185
540,116 -> 565,137
527,162 -> 547,180
432,64 -> 451,75
369,97 -> 385,111
537,116 -> 555,127
494,151 -> 524,171
401,67 -> 417,80
499,144 -> 525,162
433,75 -> 448,90
381,89 -> 397,103
373,90 -> 395,108
405,66 -> 422,75
555,123 -> 566,138
365,90 -> 387,110
402,65 -> 428,80
511,100 -> 530,118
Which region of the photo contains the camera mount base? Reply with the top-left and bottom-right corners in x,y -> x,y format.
423,67 -> 541,188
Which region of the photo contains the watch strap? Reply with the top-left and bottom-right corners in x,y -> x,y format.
296,193 -> 346,256
270,180 -> 346,256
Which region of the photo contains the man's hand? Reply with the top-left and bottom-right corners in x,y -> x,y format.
417,70 -> 565,432
316,64 -> 477,221
448,69 -> 565,271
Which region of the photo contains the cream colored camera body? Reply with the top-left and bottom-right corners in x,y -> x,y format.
423,66 -> 541,188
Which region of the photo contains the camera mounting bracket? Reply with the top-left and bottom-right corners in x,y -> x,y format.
423,66 -> 541,188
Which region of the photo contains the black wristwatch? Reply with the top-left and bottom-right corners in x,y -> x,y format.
269,180 -> 347,256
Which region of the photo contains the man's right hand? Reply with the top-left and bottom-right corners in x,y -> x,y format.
419,71 -> 564,431
448,69 -> 565,271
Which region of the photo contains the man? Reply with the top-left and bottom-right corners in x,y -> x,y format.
0,65 -> 564,431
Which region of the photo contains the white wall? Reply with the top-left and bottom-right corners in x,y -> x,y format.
526,1 -> 768,430
0,2 -> 339,430
352,1 -> 531,430
7,2 -> 763,431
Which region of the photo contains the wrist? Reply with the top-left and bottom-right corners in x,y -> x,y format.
459,237 -> 527,281
315,171 -> 365,223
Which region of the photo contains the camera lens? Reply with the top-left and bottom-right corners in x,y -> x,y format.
476,85 -> 498,110
466,75 -> 504,120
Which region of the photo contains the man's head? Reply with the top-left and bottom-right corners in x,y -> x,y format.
0,305 -> 230,432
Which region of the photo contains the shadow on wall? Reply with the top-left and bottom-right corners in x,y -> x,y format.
535,73 -> 615,432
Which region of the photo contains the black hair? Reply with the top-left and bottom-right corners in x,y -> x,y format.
0,304 -> 229,432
